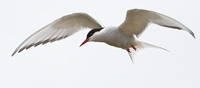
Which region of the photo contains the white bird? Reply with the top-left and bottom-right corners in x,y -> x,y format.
12,9 -> 195,62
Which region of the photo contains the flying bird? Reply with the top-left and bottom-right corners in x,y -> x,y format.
12,9 -> 195,61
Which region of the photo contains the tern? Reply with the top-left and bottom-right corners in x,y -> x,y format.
12,9 -> 195,61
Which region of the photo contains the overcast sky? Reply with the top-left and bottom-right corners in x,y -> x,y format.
1,0 -> 200,88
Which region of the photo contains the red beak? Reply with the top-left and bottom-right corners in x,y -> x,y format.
80,38 -> 90,47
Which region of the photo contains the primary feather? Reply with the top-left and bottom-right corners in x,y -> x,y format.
119,9 -> 195,38
12,13 -> 102,56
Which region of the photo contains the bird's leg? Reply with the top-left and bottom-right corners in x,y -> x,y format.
126,49 -> 130,52
132,45 -> 137,51
127,46 -> 136,52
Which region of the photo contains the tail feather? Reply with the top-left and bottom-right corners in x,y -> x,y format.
127,41 -> 169,63
134,41 -> 169,52
127,50 -> 135,63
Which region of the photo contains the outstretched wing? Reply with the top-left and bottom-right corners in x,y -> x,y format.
119,9 -> 195,38
12,13 -> 102,56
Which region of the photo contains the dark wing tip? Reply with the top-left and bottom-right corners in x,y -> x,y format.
161,25 -> 182,29
161,25 -> 195,38
191,32 -> 196,38
11,35 -> 70,57
184,28 -> 195,38
189,30 -> 195,38
11,52 -> 16,57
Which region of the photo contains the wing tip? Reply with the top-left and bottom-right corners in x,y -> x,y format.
11,53 -> 14,57
190,32 -> 196,38
11,51 -> 17,57
192,34 -> 195,38
162,25 -> 196,38
186,29 -> 196,38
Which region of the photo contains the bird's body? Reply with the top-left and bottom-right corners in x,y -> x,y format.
90,26 -> 136,49
12,9 -> 195,62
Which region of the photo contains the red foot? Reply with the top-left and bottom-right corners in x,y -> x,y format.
126,49 -> 130,52
132,45 -> 137,51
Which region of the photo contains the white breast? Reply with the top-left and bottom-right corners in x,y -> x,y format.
90,26 -> 137,49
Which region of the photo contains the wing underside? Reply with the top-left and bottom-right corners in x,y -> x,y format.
12,13 -> 102,56
119,9 -> 195,38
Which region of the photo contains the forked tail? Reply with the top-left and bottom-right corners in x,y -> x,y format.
127,41 -> 169,63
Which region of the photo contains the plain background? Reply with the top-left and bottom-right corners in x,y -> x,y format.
1,0 -> 199,88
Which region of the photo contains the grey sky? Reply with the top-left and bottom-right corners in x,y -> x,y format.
1,0 -> 200,88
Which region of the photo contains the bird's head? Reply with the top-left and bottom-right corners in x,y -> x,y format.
80,28 -> 103,47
